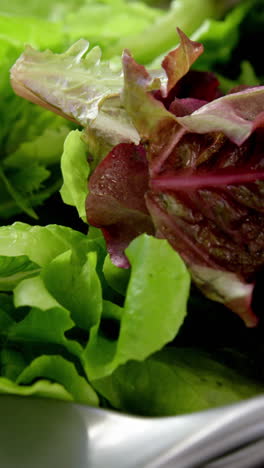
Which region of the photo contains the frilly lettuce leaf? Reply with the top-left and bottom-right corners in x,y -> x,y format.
0,355 -> 98,406
0,378 -> 74,402
0,222 -> 88,265
17,355 -> 98,405
176,87 -> 264,145
121,30 -> 205,175
10,41 -> 139,148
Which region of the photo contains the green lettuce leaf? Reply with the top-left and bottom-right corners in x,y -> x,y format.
93,348 -> 264,416
41,249 -> 102,331
0,349 -> 26,381
0,354 -> 98,406
103,254 -> 130,296
60,130 -> 90,221
10,41 -> 139,148
0,377 -> 73,401
8,302 -> 82,358
0,296 -> 16,338
0,222 -> 102,405
0,222 -> 88,265
83,234 -> 190,380
17,355 -> 99,406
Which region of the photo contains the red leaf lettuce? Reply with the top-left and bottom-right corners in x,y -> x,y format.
86,31 -> 264,327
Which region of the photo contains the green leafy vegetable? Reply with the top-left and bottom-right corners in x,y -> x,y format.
0,255 -> 40,290
0,223 -> 192,410
60,130 -> 90,221
1,0 -> 264,418
93,348 -> 264,416
0,222 -> 88,265
17,355 -> 98,406
84,234 -> 190,380
9,303 -> 82,358
0,0 -> 160,220
42,249 -> 102,331
0,378 -> 74,402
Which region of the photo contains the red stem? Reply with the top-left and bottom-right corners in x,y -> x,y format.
152,170 -> 264,191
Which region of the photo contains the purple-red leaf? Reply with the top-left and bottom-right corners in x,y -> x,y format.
86,143 -> 154,267
86,33 -> 264,326
177,87 -> 264,145
161,28 -> 204,96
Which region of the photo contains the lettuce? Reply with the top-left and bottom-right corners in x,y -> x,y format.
0,222 -> 190,407
0,222 -> 262,415
93,348 -> 264,416
6,0 -> 257,222
12,28 -> 264,327
3,0 -> 264,417
119,33 -> 264,326
84,234 -> 190,380
0,40 -> 73,220
0,0 -> 163,221
60,130 -> 90,221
